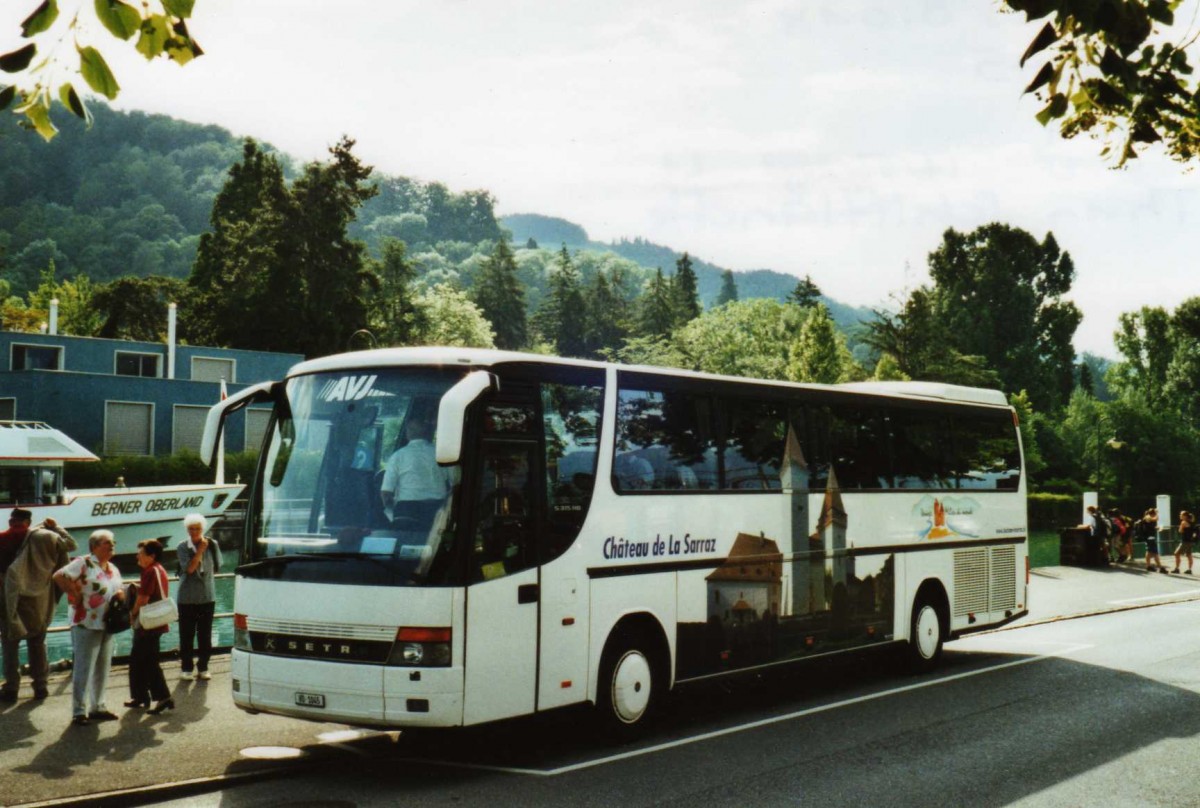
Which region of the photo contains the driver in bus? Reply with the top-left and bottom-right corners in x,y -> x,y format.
380,409 -> 452,526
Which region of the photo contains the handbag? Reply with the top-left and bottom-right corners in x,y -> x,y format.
103,593 -> 132,635
138,565 -> 178,630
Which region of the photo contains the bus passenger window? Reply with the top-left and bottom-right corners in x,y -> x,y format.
890,409 -> 954,490
954,415 -> 1021,490
721,398 -> 785,490
615,387 -> 715,492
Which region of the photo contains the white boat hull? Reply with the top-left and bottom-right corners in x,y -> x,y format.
19,484 -> 244,549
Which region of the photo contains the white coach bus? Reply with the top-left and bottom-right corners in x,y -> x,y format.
202,347 -> 1027,732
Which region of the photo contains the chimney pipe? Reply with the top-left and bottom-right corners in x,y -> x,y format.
48,299 -> 59,335
167,303 -> 177,380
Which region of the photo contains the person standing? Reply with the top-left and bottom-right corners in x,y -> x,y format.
2,510 -> 76,702
176,514 -> 221,681
53,530 -> 123,725
1141,508 -> 1166,574
126,539 -> 174,713
1173,511 -> 1198,575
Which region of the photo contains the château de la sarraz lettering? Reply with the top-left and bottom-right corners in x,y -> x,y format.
602,533 -> 718,560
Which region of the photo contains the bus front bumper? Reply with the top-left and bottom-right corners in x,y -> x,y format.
231,649 -> 464,728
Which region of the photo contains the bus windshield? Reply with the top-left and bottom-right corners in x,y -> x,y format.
248,367 -> 468,586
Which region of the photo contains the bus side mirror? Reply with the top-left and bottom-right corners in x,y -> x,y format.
200,381 -> 278,467
436,371 -> 498,465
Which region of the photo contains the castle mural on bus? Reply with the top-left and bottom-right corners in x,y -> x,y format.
676,427 -> 895,679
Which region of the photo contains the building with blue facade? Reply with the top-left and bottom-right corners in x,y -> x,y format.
0,329 -> 301,457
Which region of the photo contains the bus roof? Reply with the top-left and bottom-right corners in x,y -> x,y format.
290,347 -> 1009,408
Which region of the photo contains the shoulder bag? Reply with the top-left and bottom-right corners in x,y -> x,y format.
138,565 -> 179,630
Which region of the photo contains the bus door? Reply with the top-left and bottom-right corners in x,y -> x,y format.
463,426 -> 542,725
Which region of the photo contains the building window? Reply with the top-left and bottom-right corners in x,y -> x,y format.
105,402 -> 154,456
173,405 -> 209,455
0,398 -> 14,421
12,344 -> 62,371
245,408 -> 272,453
191,356 -> 236,383
115,352 -> 161,378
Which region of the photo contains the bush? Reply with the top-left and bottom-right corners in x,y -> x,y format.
64,450 -> 260,490
1028,492 -> 1082,531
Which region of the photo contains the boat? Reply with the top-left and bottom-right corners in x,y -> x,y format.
0,421 -> 244,550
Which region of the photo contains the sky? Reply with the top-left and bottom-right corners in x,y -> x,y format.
12,0 -> 1200,357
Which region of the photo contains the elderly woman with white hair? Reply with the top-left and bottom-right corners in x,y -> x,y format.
176,514 -> 222,681
53,530 -> 124,725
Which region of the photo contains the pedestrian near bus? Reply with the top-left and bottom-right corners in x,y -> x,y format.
1174,511 -> 1198,575
1,510 -> 76,702
1141,508 -> 1166,574
126,539 -> 174,713
53,530 -> 124,725
176,514 -> 221,681
1108,509 -> 1130,563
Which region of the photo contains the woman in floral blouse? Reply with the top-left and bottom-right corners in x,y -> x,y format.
53,530 -> 124,726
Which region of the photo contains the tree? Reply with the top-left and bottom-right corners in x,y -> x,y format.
673,298 -> 810,382
715,269 -> 739,307
410,284 -> 495,348
582,270 -> 630,358
187,137 -> 377,357
789,304 -> 862,384
288,136 -> 378,357
636,268 -> 676,340
91,275 -> 188,340
1108,305 -> 1172,410
187,139 -> 296,351
533,245 -> 587,357
369,238 -> 424,347
27,263 -> 101,335
925,224 -> 1080,410
471,240 -> 527,350
1005,0 -> 1200,165
789,274 -> 822,308
861,288 -> 1002,389
670,252 -> 701,327
4,1 -> 203,140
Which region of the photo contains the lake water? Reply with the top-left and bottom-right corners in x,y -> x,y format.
16,563 -> 236,668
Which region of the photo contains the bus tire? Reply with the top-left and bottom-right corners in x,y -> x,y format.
596,630 -> 662,737
906,596 -> 944,673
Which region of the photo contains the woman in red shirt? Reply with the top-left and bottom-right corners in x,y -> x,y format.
126,540 -> 173,713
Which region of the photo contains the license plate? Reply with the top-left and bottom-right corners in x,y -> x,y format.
295,692 -> 325,708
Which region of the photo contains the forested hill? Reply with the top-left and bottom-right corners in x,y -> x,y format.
0,103 -> 871,333
502,213 -> 873,331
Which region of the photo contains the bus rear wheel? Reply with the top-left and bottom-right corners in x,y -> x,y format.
597,633 -> 661,736
906,599 -> 944,673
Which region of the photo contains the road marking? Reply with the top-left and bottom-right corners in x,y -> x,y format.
1108,593 -> 1196,605
400,644 -> 1089,778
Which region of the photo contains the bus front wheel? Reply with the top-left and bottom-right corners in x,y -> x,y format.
906,598 -> 944,673
597,632 -> 661,736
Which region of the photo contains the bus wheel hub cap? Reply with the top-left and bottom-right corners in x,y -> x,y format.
613,651 -> 652,722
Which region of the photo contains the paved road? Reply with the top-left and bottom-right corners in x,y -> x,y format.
4,561 -> 1200,807
152,605 -> 1200,807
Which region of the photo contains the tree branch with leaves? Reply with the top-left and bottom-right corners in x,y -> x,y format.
2,0 -> 202,140
1006,0 -> 1200,166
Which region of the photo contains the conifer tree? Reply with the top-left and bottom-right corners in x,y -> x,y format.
471,239 -> 527,350
671,252 -> 701,327
370,238 -> 424,346
637,268 -> 677,340
789,274 -> 822,308
583,271 -> 630,357
534,245 -> 587,356
715,269 -> 739,307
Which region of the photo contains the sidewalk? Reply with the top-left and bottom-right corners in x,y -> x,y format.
4,563 -> 1200,807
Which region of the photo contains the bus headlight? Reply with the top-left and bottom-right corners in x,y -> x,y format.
387,627 -> 451,667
